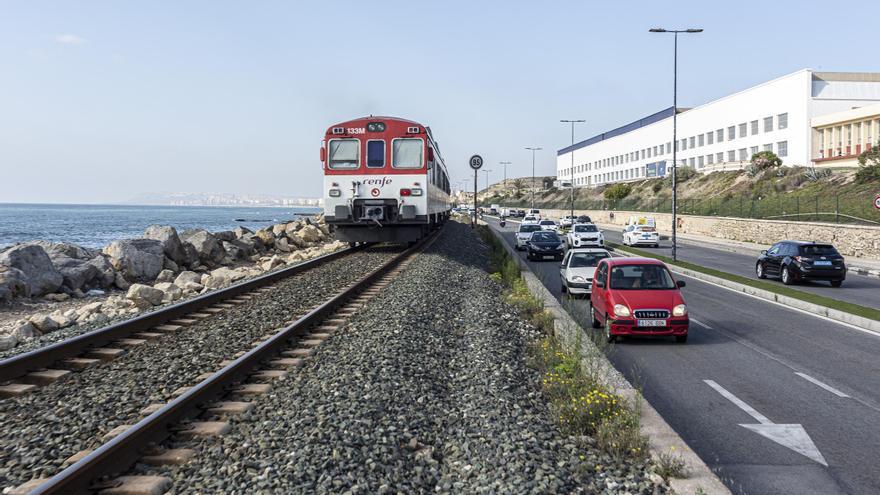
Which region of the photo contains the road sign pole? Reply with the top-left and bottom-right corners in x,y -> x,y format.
468,154 -> 484,228
473,169 -> 478,228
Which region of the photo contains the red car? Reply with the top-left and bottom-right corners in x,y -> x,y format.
589,257 -> 689,343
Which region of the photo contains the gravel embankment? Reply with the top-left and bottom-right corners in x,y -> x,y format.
0,247 -> 402,490
132,222 -> 659,494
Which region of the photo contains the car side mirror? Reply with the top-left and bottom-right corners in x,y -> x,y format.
676,280 -> 686,288
761,250 -> 767,255
559,264 -> 565,269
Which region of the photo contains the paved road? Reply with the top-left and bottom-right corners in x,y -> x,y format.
486,217 -> 880,495
599,228 -> 880,311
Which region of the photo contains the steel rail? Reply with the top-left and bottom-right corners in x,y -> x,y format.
0,246 -> 359,382
29,231 -> 435,494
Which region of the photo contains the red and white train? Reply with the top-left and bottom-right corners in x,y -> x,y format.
321,116 -> 451,244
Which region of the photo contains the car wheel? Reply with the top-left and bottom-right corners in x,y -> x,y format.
756,263 -> 766,279
830,280 -> 843,288
781,266 -> 793,285
604,319 -> 615,343
561,282 -> 567,293
675,334 -> 688,344
590,305 -> 601,329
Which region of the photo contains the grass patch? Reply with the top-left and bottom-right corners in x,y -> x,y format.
607,242 -> 880,322
478,225 -> 648,462
654,447 -> 689,480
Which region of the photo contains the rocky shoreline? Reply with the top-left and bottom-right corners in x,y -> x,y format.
0,215 -> 342,352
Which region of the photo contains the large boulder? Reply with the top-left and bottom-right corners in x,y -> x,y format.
26,241 -> 98,260
0,266 -> 29,302
174,271 -> 202,287
275,237 -> 291,253
284,221 -> 303,235
272,224 -> 287,237
0,333 -> 17,351
103,239 -> 165,283
254,228 -> 275,247
153,282 -> 182,303
222,240 -> 253,260
126,283 -> 164,307
214,230 -> 235,242
50,255 -> 100,291
295,224 -> 324,244
180,230 -> 225,266
87,255 -> 116,288
233,226 -> 253,238
143,225 -> 188,265
0,244 -> 63,296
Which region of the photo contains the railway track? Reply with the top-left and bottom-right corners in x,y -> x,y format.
6,232 -> 437,494
0,245 -> 359,395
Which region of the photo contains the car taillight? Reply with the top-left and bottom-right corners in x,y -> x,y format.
400,188 -> 412,196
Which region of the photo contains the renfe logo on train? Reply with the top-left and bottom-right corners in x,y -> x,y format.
361,177 -> 393,187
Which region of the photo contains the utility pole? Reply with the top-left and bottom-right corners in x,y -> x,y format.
560,120 -> 585,223
649,27 -> 703,261
525,147 -> 542,210
482,169 -> 492,192
498,161 -> 511,196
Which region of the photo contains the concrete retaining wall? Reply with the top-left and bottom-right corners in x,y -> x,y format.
534,208 -> 880,259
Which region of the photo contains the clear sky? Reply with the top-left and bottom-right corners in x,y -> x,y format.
1,0 -> 876,203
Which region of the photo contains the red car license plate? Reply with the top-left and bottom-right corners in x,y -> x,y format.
637,319 -> 665,327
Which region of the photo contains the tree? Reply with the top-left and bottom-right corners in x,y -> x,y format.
855,144 -> 880,182
750,150 -> 783,170
604,183 -> 632,201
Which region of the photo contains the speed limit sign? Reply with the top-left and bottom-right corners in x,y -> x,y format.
874,193 -> 880,210
469,155 -> 483,170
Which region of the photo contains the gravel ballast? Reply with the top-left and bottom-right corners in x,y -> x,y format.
132,222 -> 659,494
0,247 -> 402,490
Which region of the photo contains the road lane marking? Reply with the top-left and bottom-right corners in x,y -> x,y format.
704,379 -> 772,424
704,379 -> 828,466
689,317 -> 713,330
795,372 -> 850,398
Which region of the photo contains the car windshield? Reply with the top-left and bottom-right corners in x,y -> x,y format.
531,232 -> 559,242
569,252 -> 609,268
519,225 -> 541,233
609,264 -> 676,290
574,225 -> 598,233
799,244 -> 839,256
539,220 -> 555,225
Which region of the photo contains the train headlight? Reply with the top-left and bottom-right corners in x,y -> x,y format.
409,188 -> 423,196
328,188 -> 341,197
367,122 -> 386,132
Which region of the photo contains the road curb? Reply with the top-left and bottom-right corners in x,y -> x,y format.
612,246 -> 880,335
487,226 -> 732,495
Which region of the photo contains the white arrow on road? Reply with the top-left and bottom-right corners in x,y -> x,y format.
704,379 -> 827,466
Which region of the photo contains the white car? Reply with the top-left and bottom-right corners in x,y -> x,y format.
559,248 -> 611,295
560,215 -> 575,228
522,215 -> 539,224
527,209 -> 542,220
515,223 -> 543,250
538,219 -> 558,232
622,225 -> 660,247
566,223 -> 604,248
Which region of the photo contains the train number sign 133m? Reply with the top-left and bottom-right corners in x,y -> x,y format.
469,155 -> 483,170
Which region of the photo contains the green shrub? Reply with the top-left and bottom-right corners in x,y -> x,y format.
604,183 -> 632,200
651,182 -> 663,193
750,150 -> 783,169
856,145 -> 880,183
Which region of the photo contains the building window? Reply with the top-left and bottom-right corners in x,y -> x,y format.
750,146 -> 759,157
653,145 -> 658,156
667,142 -> 672,153
777,141 -> 788,157
707,154 -> 714,165
739,148 -> 748,161
728,150 -> 736,162
764,116 -> 773,132
698,134 -> 705,147
751,120 -> 759,135
698,156 -> 704,168
689,136 -> 695,148
778,113 -> 788,130
707,132 -> 714,145
716,152 -> 724,163
688,157 -> 695,167
728,126 -> 736,140
717,129 -> 724,142
763,143 -> 772,152
739,123 -> 747,138
680,139 -> 686,150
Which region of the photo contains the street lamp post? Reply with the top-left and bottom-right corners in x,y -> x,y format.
525,147 -> 542,209
649,27 -> 702,261
482,169 -> 492,193
560,120 -> 585,224
498,161 -> 511,196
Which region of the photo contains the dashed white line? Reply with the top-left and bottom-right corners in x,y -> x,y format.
795,372 -> 850,398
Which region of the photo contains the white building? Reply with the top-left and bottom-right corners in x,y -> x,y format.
557,70 -> 880,187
